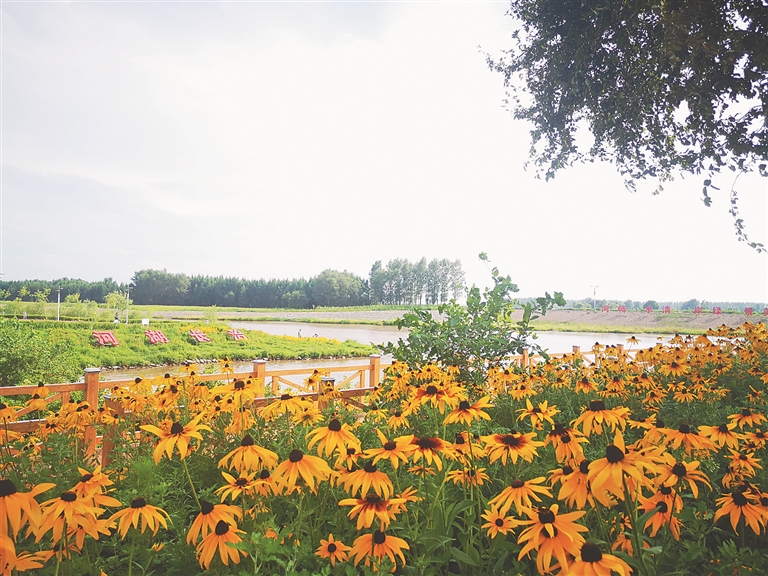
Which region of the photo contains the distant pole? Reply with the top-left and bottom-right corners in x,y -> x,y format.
57,288 -> 61,321
591,285 -> 598,311
125,285 -> 130,325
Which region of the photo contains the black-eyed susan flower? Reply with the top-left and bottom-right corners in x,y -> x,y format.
638,493 -> 681,539
443,396 -> 493,425
660,423 -> 717,455
571,400 -> 629,436
655,453 -> 711,498
316,534 -> 351,566
271,449 -> 333,493
37,491 -> 102,545
587,431 -> 656,507
714,488 -> 767,534
517,505 -> 588,574
339,462 -> 394,499
0,402 -> 19,421
338,493 -> 405,530
657,361 -> 689,377
481,507 -> 519,538
482,432 -> 543,465
446,467 -> 490,488
516,399 -> 559,430
728,449 -> 762,477
196,520 -> 247,569
140,415 -> 211,464
260,393 -> 311,420
386,409 -> 409,430
489,477 -> 551,515
410,437 -> 449,471
551,460 -> 593,510
728,408 -> 767,429
218,434 -> 278,473
697,423 -> 740,449
564,542 -> 632,576
186,500 -> 242,545
364,430 -> 416,470
306,418 -> 361,458
109,497 -> 171,538
350,530 -> 409,569
215,471 -> 259,502
0,479 -> 55,538
544,423 -> 588,463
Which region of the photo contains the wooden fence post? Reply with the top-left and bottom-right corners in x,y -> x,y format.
101,394 -> 125,467
572,346 -> 580,354
252,360 -> 266,396
369,355 -> 381,389
318,377 -> 334,410
522,349 -> 529,368
84,368 -> 100,457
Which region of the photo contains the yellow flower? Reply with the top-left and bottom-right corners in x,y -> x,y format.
140,415 -> 211,464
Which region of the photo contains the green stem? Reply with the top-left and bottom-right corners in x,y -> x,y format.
181,458 -> 201,510
128,536 -> 135,576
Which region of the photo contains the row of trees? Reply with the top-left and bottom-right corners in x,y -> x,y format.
0,259 -> 466,309
369,258 -> 465,305
568,299 -> 766,312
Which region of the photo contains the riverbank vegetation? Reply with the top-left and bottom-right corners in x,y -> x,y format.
0,319 -> 376,385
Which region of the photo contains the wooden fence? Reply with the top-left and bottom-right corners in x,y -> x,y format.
0,345 -> 637,465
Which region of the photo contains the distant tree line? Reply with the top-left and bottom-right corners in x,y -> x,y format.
0,258 -> 466,309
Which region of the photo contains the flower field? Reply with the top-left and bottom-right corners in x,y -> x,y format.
2,322 -> 768,575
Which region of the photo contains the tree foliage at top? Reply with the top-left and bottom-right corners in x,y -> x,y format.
491,0 -> 767,249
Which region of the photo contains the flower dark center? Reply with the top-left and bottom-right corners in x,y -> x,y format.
425,385 -> 438,395
454,434 -> 466,445
415,437 -> 440,450
364,462 -> 378,473
579,460 -> 591,474
392,411 -> 402,417
553,423 -> 566,434
234,380 -> 245,390
671,463 -> 687,477
289,449 -> 304,463
373,530 -> 386,544
384,441 -> 397,451
365,493 -> 382,503
605,445 -> 625,463
241,435 -> 255,447
61,491 -> 77,502
328,419 -> 342,432
346,447 -> 357,455
131,497 -> 147,508
0,403 -> 6,410
280,394 -> 292,401
495,518 -> 504,527
259,469 -> 271,480
678,424 -> 691,434
581,542 -> 603,562
235,478 -> 249,486
80,473 -> 94,483
511,479 -> 524,489
537,508 -> 555,524
733,492 -> 749,506
200,500 -> 214,514
327,542 -> 337,553
562,465 -> 574,475
657,501 -> 669,513
170,422 -> 184,435
0,479 -> 18,497
742,408 -> 752,416
214,520 -> 229,535
561,434 -> 571,444
659,485 -> 672,495
500,435 -> 522,447
589,400 -> 606,411
719,424 -> 730,433
459,400 -> 471,411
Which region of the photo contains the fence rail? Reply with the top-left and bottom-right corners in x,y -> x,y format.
0,345 -> 639,464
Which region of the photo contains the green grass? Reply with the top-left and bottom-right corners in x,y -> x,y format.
29,320 -> 377,370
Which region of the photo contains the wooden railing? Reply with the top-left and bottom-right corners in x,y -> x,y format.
0,345 -> 639,464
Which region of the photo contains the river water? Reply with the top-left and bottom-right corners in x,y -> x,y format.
102,321 -> 665,381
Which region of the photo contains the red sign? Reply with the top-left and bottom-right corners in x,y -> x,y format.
617,305 -> 627,313
602,305 -> 609,313
662,306 -> 671,314
713,307 -> 722,315
745,307 -> 753,316
694,306 -> 702,315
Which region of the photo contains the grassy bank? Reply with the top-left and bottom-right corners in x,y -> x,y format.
26,320 -> 377,370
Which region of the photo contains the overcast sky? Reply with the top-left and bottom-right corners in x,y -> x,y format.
1,1 -> 766,303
